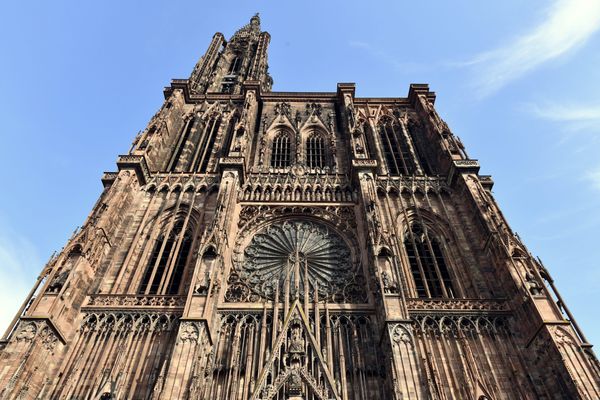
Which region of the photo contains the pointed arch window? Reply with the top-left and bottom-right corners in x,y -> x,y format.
271,132 -> 291,168
404,222 -> 454,298
378,120 -> 416,175
168,116 -> 195,172
228,56 -> 242,75
139,220 -> 194,295
306,134 -> 325,168
190,116 -> 221,173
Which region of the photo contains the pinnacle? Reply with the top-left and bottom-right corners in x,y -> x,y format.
230,13 -> 262,41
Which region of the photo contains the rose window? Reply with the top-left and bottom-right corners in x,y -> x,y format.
239,220 -> 353,300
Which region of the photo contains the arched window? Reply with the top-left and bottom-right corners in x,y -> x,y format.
139,220 -> 194,295
168,117 -> 195,172
228,56 -> 242,75
404,222 -> 454,298
190,116 -> 221,173
271,132 -> 291,168
378,120 -> 416,175
306,134 -> 325,168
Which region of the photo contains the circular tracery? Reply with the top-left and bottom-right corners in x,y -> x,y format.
239,219 -> 353,299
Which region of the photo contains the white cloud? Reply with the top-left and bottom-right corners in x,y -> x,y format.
466,0 -> 600,96
348,41 -> 432,74
526,102 -> 600,122
523,101 -> 600,140
0,222 -> 41,336
586,166 -> 600,190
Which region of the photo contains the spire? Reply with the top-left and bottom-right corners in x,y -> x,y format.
188,13 -> 272,94
230,13 -> 262,41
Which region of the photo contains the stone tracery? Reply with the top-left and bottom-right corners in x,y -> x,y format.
1,14 -> 598,400
235,219 -> 356,301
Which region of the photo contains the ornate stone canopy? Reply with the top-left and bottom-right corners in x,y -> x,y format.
239,219 -> 353,300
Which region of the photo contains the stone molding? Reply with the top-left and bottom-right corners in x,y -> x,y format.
84,294 -> 186,311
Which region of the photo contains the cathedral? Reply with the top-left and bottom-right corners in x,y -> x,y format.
1,14 -> 599,400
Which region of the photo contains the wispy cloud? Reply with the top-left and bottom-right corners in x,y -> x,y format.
526,102 -> 600,122
523,101 -> 600,140
586,166 -> 600,191
465,0 -> 600,96
348,41 -> 431,74
0,220 -> 41,335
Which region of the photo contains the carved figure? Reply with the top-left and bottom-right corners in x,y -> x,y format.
525,271 -> 543,296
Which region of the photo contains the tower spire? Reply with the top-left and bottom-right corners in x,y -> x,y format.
189,14 -> 272,95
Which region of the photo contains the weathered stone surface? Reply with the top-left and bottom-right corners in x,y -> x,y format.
1,14 -> 598,400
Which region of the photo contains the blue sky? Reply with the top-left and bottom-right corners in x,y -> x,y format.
1,1 -> 599,345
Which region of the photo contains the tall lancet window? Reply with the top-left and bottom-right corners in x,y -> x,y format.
306,134 -> 325,168
271,132 -> 291,168
378,119 -> 416,175
139,220 -> 194,295
404,222 -> 454,298
228,56 -> 242,75
191,116 -> 221,173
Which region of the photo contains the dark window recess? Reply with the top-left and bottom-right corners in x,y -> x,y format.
139,220 -> 193,295
191,117 -> 220,173
404,223 -> 454,298
407,122 -> 433,174
271,133 -> 291,168
228,56 -> 242,75
378,123 -> 416,175
307,135 -> 325,168
221,82 -> 235,93
169,117 -> 195,171
165,231 -> 192,295
221,117 -> 237,157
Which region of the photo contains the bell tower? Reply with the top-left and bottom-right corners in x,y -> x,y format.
189,13 -> 272,95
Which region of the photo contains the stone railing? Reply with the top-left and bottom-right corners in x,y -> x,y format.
239,172 -> 356,203
406,298 -> 509,315
84,294 -> 186,311
143,173 -> 219,193
376,175 -> 450,194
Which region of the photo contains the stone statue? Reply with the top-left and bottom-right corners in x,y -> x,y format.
525,271 -> 542,296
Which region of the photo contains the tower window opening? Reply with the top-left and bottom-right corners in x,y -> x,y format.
378,122 -> 416,175
139,220 -> 193,295
307,134 -> 325,168
190,117 -> 221,173
228,56 -> 242,75
271,132 -> 291,168
169,117 -> 195,171
404,223 -> 454,298
221,82 -> 235,93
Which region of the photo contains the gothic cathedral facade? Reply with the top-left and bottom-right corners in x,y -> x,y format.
1,15 -> 599,400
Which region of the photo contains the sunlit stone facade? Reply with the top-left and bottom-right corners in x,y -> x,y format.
1,15 -> 599,399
